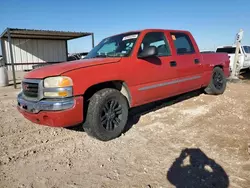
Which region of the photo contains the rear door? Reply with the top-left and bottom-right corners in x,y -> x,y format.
169,32 -> 203,93
243,46 -> 250,68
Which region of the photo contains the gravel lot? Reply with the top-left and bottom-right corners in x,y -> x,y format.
0,72 -> 250,188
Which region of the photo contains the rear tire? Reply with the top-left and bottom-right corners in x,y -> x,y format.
83,88 -> 128,141
204,67 -> 227,95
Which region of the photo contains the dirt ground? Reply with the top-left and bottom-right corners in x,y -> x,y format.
0,72 -> 250,188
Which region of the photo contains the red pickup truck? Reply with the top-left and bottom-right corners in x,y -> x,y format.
17,29 -> 230,141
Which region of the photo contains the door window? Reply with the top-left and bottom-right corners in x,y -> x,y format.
171,33 -> 195,55
138,32 -> 171,56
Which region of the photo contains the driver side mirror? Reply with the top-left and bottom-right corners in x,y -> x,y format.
138,46 -> 158,58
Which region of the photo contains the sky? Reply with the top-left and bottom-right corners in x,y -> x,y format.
0,0 -> 250,54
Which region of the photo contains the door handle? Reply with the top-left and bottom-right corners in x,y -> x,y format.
194,59 -> 200,64
170,61 -> 177,67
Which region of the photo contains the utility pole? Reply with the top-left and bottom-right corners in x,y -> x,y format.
231,29 -> 244,79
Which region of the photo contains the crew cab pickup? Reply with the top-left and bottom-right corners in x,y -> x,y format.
17,29 -> 230,141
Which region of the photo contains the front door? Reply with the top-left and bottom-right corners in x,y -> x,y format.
131,31 -> 179,105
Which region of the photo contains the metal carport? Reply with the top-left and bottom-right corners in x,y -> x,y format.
0,28 -> 94,88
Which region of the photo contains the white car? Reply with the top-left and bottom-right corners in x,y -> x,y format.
216,45 -> 250,71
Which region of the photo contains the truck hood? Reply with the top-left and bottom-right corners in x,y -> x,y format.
24,58 -> 121,79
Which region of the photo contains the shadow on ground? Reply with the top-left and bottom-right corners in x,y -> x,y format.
167,148 -> 229,188
67,89 -> 203,134
8,82 -> 21,87
239,69 -> 250,80
123,89 -> 203,133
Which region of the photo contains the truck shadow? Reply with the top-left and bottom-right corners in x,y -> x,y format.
8,82 -> 21,87
239,69 -> 250,80
167,148 -> 229,188
123,89 -> 203,133
67,89 -> 203,134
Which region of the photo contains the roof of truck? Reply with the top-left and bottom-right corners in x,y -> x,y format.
108,29 -> 190,38
217,45 -> 250,48
217,45 -> 237,48
126,28 -> 189,32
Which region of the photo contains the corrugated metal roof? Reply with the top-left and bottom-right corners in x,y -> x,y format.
0,28 -> 93,40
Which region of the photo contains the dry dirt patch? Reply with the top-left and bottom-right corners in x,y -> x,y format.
0,80 -> 250,188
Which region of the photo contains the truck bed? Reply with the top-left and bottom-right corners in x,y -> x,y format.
201,52 -> 230,77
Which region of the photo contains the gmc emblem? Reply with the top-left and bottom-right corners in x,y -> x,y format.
23,83 -> 29,90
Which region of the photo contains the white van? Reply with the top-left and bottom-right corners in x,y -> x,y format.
216,45 -> 250,71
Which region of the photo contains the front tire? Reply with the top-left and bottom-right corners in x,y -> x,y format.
204,67 -> 227,95
83,88 -> 128,141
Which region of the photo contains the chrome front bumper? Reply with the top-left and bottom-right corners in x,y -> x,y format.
17,93 -> 75,113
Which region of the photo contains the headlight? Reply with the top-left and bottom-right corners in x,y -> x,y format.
43,76 -> 73,98
44,76 -> 73,88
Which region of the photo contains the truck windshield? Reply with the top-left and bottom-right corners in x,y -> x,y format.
85,32 -> 140,59
216,47 -> 241,54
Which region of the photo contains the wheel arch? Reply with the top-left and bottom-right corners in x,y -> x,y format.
214,64 -> 224,70
83,80 -> 132,107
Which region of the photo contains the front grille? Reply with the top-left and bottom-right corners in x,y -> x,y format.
22,82 -> 39,98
